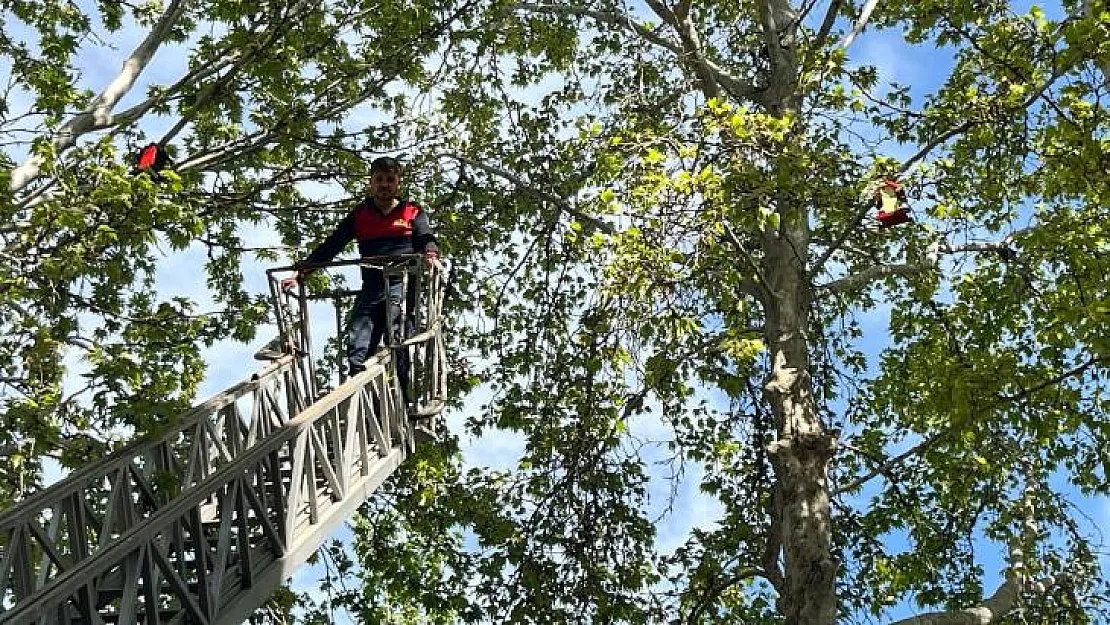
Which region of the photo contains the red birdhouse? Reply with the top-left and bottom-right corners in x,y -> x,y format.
134,143 -> 169,174
874,178 -> 911,227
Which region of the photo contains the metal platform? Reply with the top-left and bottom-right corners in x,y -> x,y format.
0,256 -> 447,625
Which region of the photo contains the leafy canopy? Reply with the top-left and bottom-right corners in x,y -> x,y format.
2,0 -> 1109,623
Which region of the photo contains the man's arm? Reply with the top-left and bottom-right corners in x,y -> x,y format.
282,212 -> 356,288
411,207 -> 438,258
302,212 -> 356,268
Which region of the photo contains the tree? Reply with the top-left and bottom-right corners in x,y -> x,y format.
340,0 -> 1110,623
4,0 -> 1109,624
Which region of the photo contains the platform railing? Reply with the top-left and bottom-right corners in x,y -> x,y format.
266,254 -> 447,418
0,256 -> 447,625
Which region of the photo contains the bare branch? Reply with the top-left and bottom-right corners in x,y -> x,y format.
839,0 -> 880,49
899,65 -> 1063,180
888,574 -> 1065,625
620,332 -> 740,421
174,129 -> 278,172
157,54 -> 250,145
838,440 -> 901,482
816,233 -> 1030,295
9,0 -> 193,193
999,356 -> 1105,403
643,0 -> 719,99
722,221 -> 773,305
161,0 -> 320,146
514,2 -> 763,104
817,262 -> 926,293
813,0 -> 843,51
445,154 -> 615,234
897,121 -> 977,181
515,2 -> 678,50
835,430 -> 944,496
683,567 -> 768,624
106,52 -> 245,143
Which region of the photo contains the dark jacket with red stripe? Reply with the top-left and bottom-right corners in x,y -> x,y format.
302,198 -> 438,271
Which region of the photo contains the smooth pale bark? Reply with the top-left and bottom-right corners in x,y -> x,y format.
889,581 -> 1020,625
840,0 -> 881,48
817,235 -> 1031,295
8,0 -> 192,193
762,212 -> 839,625
889,573 -> 1062,625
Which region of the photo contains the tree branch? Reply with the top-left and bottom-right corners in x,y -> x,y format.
514,2 -> 763,104
160,0 -> 318,146
9,0 -> 193,193
754,0 -> 799,109
174,129 -> 278,172
898,63 -> 1064,181
643,0 -> 719,99
817,262 -> 926,293
107,51 -> 245,144
888,573 -> 1065,625
835,353 -> 1103,496
761,484 -> 785,591
515,2 -> 678,51
812,64 -> 1064,278
683,567 -> 768,624
722,221 -> 773,305
839,0 -> 880,49
999,356 -> 1105,403
156,53 -> 250,145
446,154 -> 615,234
812,0 -> 843,52
816,234 -> 1030,295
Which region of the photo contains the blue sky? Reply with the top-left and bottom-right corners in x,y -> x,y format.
5,0 -> 1107,622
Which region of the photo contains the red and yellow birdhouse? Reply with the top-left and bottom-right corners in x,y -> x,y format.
874,178 -> 911,227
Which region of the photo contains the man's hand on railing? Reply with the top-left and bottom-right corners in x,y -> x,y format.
425,251 -> 443,272
280,274 -> 299,291
281,268 -> 310,291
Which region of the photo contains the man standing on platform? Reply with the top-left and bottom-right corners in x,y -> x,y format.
283,156 -> 439,377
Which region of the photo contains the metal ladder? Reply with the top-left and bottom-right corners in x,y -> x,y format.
0,256 -> 447,625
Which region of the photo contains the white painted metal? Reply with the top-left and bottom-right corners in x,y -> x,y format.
0,257 -> 447,625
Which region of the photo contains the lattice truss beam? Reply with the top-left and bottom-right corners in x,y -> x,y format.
0,260 -> 447,625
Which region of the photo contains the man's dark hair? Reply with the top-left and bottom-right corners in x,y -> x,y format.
370,156 -> 403,175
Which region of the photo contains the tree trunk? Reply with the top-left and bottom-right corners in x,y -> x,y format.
763,220 -> 838,625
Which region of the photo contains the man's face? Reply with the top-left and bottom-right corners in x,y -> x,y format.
369,169 -> 401,202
